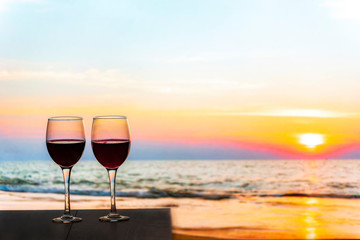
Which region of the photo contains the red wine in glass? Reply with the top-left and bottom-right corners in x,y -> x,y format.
46,116 -> 85,223
91,139 -> 130,169
47,139 -> 85,168
91,115 -> 131,222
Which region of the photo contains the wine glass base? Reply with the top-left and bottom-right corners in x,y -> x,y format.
99,214 -> 130,222
52,215 -> 82,224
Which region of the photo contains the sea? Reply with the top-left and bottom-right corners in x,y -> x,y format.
1,159 -> 360,200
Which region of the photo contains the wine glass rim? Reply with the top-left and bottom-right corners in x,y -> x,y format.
93,115 -> 127,120
48,116 -> 83,121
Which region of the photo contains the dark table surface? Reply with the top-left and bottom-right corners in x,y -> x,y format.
0,209 -> 172,240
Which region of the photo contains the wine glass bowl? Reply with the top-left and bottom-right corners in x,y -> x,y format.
91,139 -> 130,169
46,139 -> 85,168
91,115 -> 131,222
46,116 -> 85,223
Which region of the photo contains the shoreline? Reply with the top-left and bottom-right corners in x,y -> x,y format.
2,191 -> 360,239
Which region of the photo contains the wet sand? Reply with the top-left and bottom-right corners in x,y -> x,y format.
1,190 -> 360,239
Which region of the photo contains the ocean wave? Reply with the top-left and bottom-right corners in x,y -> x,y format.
0,177 -> 40,186
3,160 -> 360,201
0,185 -> 232,200
3,183 -> 360,200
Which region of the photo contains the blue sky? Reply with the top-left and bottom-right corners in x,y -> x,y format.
2,0 -> 360,66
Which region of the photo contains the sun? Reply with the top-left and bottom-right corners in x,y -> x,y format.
298,133 -> 325,149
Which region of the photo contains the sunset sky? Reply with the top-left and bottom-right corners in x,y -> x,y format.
1,0 -> 360,160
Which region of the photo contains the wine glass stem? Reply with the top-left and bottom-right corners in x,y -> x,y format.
107,169 -> 118,214
62,168 -> 72,216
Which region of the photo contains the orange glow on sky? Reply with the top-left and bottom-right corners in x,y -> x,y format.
1,101 -> 360,159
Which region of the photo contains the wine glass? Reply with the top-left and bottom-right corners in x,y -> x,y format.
46,116 -> 85,223
91,115 -> 131,222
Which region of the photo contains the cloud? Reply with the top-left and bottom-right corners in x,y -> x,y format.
166,56 -> 210,63
157,50 -> 294,64
145,79 -> 266,95
211,109 -> 359,118
0,68 -> 134,87
322,0 -> 360,20
0,66 -> 267,97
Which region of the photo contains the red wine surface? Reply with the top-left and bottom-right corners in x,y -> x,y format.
46,139 -> 85,168
92,139 -> 130,169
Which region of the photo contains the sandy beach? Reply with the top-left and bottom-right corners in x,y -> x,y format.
2,190 -> 360,239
